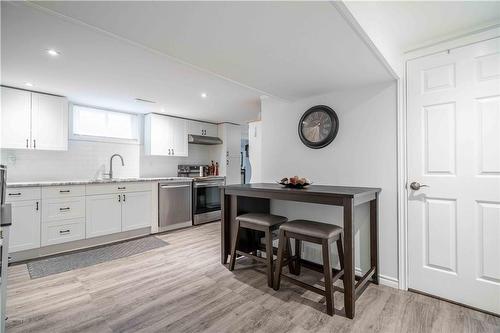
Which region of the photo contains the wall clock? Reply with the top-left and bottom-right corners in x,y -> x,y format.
298,105 -> 339,149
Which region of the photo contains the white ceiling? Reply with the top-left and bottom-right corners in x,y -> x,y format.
1,1 -> 394,123
1,1 -> 265,123
345,1 -> 500,53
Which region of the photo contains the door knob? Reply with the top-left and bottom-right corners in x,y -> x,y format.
410,182 -> 429,190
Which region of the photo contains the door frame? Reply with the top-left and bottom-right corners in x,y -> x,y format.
398,26 -> 500,291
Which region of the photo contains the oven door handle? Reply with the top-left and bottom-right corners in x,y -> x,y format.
194,183 -> 223,188
160,185 -> 191,189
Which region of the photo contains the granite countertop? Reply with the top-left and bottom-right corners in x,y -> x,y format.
7,177 -> 193,188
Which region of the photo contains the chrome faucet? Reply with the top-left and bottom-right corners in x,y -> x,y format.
104,154 -> 124,179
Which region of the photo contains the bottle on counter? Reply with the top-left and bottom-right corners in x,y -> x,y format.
215,162 -> 219,176
211,161 -> 215,176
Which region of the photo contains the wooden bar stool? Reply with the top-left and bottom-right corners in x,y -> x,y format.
274,220 -> 344,316
229,213 -> 289,288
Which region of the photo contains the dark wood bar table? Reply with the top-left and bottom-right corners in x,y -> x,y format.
220,183 -> 381,319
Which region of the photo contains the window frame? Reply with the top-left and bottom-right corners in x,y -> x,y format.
69,103 -> 141,145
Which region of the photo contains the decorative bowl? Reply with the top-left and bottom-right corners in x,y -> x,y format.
276,177 -> 312,189
278,182 -> 311,189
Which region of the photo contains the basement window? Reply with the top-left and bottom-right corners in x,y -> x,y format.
71,105 -> 140,144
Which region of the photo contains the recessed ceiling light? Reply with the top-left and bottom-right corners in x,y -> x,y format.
47,49 -> 60,56
201,93 -> 207,99
25,82 -> 33,87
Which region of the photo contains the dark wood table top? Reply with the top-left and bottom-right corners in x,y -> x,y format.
223,183 -> 381,201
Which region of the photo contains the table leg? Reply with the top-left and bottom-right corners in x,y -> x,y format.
370,195 -> 379,284
343,197 -> 355,319
221,191 -> 231,264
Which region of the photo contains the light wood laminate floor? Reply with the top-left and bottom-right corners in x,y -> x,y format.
6,222 -> 500,333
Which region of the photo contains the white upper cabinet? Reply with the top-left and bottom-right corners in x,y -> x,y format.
0,86 -> 68,151
188,120 -> 218,137
144,114 -> 188,157
170,117 -> 188,157
1,87 -> 31,149
31,92 -> 68,151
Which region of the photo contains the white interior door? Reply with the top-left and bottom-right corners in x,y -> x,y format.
407,38 -> 500,315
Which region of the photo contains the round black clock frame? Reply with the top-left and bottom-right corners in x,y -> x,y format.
298,105 -> 339,149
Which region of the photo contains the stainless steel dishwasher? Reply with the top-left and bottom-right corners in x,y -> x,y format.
158,180 -> 193,232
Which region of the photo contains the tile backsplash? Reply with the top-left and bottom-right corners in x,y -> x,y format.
1,140 -> 218,182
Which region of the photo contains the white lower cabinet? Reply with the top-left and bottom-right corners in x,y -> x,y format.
7,183 -> 154,254
122,191 -> 152,231
86,193 -> 122,238
41,218 -> 85,246
86,189 -> 152,238
9,200 -> 41,252
41,196 -> 86,246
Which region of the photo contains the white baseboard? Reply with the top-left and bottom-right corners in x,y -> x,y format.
355,268 -> 399,290
379,275 -> 399,289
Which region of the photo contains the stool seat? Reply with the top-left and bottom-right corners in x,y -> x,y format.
236,213 -> 287,228
281,220 -> 342,239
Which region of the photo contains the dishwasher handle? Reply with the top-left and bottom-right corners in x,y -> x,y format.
160,184 -> 191,189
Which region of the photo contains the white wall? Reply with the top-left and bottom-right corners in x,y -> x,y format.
1,140 -> 217,182
248,121 -> 262,183
260,81 -> 398,283
1,140 -> 140,182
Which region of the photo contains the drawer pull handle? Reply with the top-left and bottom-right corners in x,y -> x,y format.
59,207 -> 70,211
59,230 -> 70,235
118,187 -> 126,190
8,193 -> 21,196
59,190 -> 70,193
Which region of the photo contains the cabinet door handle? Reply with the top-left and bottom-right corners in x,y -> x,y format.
123,194 -> 126,202
26,139 -> 29,148
36,202 -> 39,211
59,190 -> 70,193
8,193 -> 21,196
59,230 -> 70,235
33,139 -> 36,149
227,159 -> 229,166
118,187 -> 126,190
118,194 -> 121,202
59,207 -> 70,211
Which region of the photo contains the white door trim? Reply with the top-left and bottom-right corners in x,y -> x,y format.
398,26 -> 500,291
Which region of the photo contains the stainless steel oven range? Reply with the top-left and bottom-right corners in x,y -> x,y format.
178,165 -> 225,225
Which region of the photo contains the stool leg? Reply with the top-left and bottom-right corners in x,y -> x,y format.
229,220 -> 241,271
322,239 -> 334,316
294,239 -> 302,275
336,234 -> 344,270
265,228 -> 274,288
273,229 -> 286,290
286,237 -> 294,275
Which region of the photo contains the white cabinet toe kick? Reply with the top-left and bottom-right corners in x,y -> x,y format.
6,181 -> 156,262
